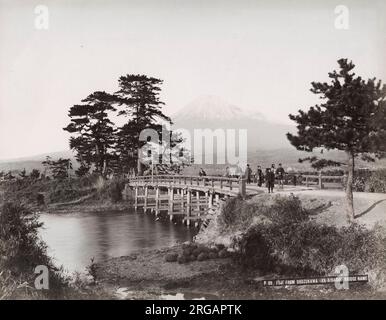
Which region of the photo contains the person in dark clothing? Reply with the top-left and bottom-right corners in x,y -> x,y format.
245,164 -> 252,184
292,174 -> 297,186
276,163 -> 285,189
266,168 -> 275,193
256,165 -> 263,187
199,168 -> 207,176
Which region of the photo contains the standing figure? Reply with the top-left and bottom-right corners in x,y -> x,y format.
276,163 -> 285,189
256,165 -> 263,187
292,174 -> 297,186
245,164 -> 252,184
266,168 -> 275,193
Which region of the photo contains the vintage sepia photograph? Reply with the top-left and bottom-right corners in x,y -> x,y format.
1,0 -> 386,305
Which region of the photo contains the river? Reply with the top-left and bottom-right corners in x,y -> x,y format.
39,211 -> 196,273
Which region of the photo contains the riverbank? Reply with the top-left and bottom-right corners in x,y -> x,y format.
94,192 -> 386,300
0,175 -> 134,215
43,201 -> 133,214
95,245 -> 386,300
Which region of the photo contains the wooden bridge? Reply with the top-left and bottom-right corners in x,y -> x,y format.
124,175 -> 247,227
123,172 -> 345,227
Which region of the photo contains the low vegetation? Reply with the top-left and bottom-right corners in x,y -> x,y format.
364,169 -> 386,193
164,243 -> 230,264
0,202 -> 69,299
0,202 -> 112,299
213,194 -> 386,282
0,174 -> 131,211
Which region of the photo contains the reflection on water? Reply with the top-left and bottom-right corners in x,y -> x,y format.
39,211 -> 196,273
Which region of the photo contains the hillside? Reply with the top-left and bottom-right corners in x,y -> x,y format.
0,151 -> 77,173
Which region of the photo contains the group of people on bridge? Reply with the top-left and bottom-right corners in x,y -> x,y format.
243,163 -> 286,193
198,163 -> 287,194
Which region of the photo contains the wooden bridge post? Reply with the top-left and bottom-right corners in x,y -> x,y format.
196,191 -> 200,216
144,185 -> 148,213
155,186 -> 160,216
168,187 -> 174,221
208,191 -> 213,209
180,188 -> 184,213
238,176 -> 246,199
215,193 -> 220,205
186,189 -> 191,227
342,174 -> 347,190
134,186 -> 138,211
318,171 -> 323,189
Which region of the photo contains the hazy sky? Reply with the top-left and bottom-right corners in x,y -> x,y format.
0,0 -> 385,159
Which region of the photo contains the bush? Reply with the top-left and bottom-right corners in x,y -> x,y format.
365,169 -> 386,193
220,194 -> 308,230
107,179 -> 125,203
231,195 -> 386,276
95,177 -> 125,203
345,169 -> 386,193
219,195 -> 242,227
0,202 -> 69,299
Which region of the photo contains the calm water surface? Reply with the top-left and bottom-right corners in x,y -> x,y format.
39,211 -> 195,273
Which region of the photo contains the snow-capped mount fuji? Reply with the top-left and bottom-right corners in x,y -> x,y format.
174,95 -> 264,122
172,95 -> 295,150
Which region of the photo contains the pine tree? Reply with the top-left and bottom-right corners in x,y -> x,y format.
42,157 -> 72,180
287,59 -> 386,222
19,169 -> 27,179
30,169 -> 41,180
114,75 -> 171,175
64,91 -> 117,176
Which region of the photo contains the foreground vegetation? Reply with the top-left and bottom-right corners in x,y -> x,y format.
0,201 -> 114,299
198,194 -> 386,290
94,194 -> 386,299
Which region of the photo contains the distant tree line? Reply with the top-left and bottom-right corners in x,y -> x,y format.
0,168 -> 41,182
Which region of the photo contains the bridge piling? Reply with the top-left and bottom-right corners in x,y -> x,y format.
144,186 -> 148,213
169,188 -> 174,221
155,186 -> 160,216
134,186 -> 138,211
186,189 -> 191,227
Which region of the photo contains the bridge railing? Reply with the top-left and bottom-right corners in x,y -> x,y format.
300,173 -> 345,189
128,175 -> 246,197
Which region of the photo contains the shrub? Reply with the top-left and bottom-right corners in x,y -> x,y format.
220,195 -> 242,227
219,194 -> 308,230
95,177 -> 125,203
0,202 -> 69,298
86,258 -> 98,285
0,201 -> 115,299
345,169 -> 386,193
107,179 -> 125,203
365,169 -> 386,193
165,253 -> 178,262
231,195 -> 386,276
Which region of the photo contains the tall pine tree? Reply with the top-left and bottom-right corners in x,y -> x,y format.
64,91 -> 116,176
114,75 -> 171,175
287,59 -> 386,222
